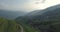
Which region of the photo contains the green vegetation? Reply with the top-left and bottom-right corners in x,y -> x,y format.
0,17 -> 20,32
0,17 -> 40,32
7,20 -> 17,32
23,25 -> 40,32
0,17 -> 39,32
16,16 -> 60,32
18,22 -> 40,32
13,5 -> 60,32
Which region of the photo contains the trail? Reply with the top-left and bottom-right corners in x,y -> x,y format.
17,24 -> 24,32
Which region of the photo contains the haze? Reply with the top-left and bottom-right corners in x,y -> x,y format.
0,0 -> 60,12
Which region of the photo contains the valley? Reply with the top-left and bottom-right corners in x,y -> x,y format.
0,4 -> 60,32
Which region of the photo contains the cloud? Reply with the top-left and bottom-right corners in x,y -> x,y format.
0,0 -> 60,12
0,0 -> 28,10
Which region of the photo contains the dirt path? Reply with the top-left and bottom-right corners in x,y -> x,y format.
17,24 -> 24,32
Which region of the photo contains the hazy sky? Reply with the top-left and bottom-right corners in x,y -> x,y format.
0,0 -> 60,12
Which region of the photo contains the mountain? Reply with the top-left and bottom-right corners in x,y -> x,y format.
26,4 -> 60,17
0,10 -> 27,19
16,4 -> 60,22
31,4 -> 60,21
16,4 -> 60,32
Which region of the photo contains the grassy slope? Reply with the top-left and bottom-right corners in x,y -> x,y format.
0,17 -> 20,32
7,20 -> 17,32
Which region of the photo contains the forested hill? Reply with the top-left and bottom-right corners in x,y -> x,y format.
15,4 -> 60,32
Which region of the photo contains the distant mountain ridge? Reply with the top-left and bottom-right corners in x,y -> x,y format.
16,4 -> 60,24
0,10 -> 27,19
22,4 -> 60,20
26,4 -> 60,17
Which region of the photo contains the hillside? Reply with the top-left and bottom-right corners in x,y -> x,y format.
0,17 -> 40,32
16,4 -> 60,22
0,17 -> 22,32
25,4 -> 60,17
16,4 -> 60,32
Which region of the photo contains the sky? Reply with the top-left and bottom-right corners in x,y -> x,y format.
0,0 -> 60,12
